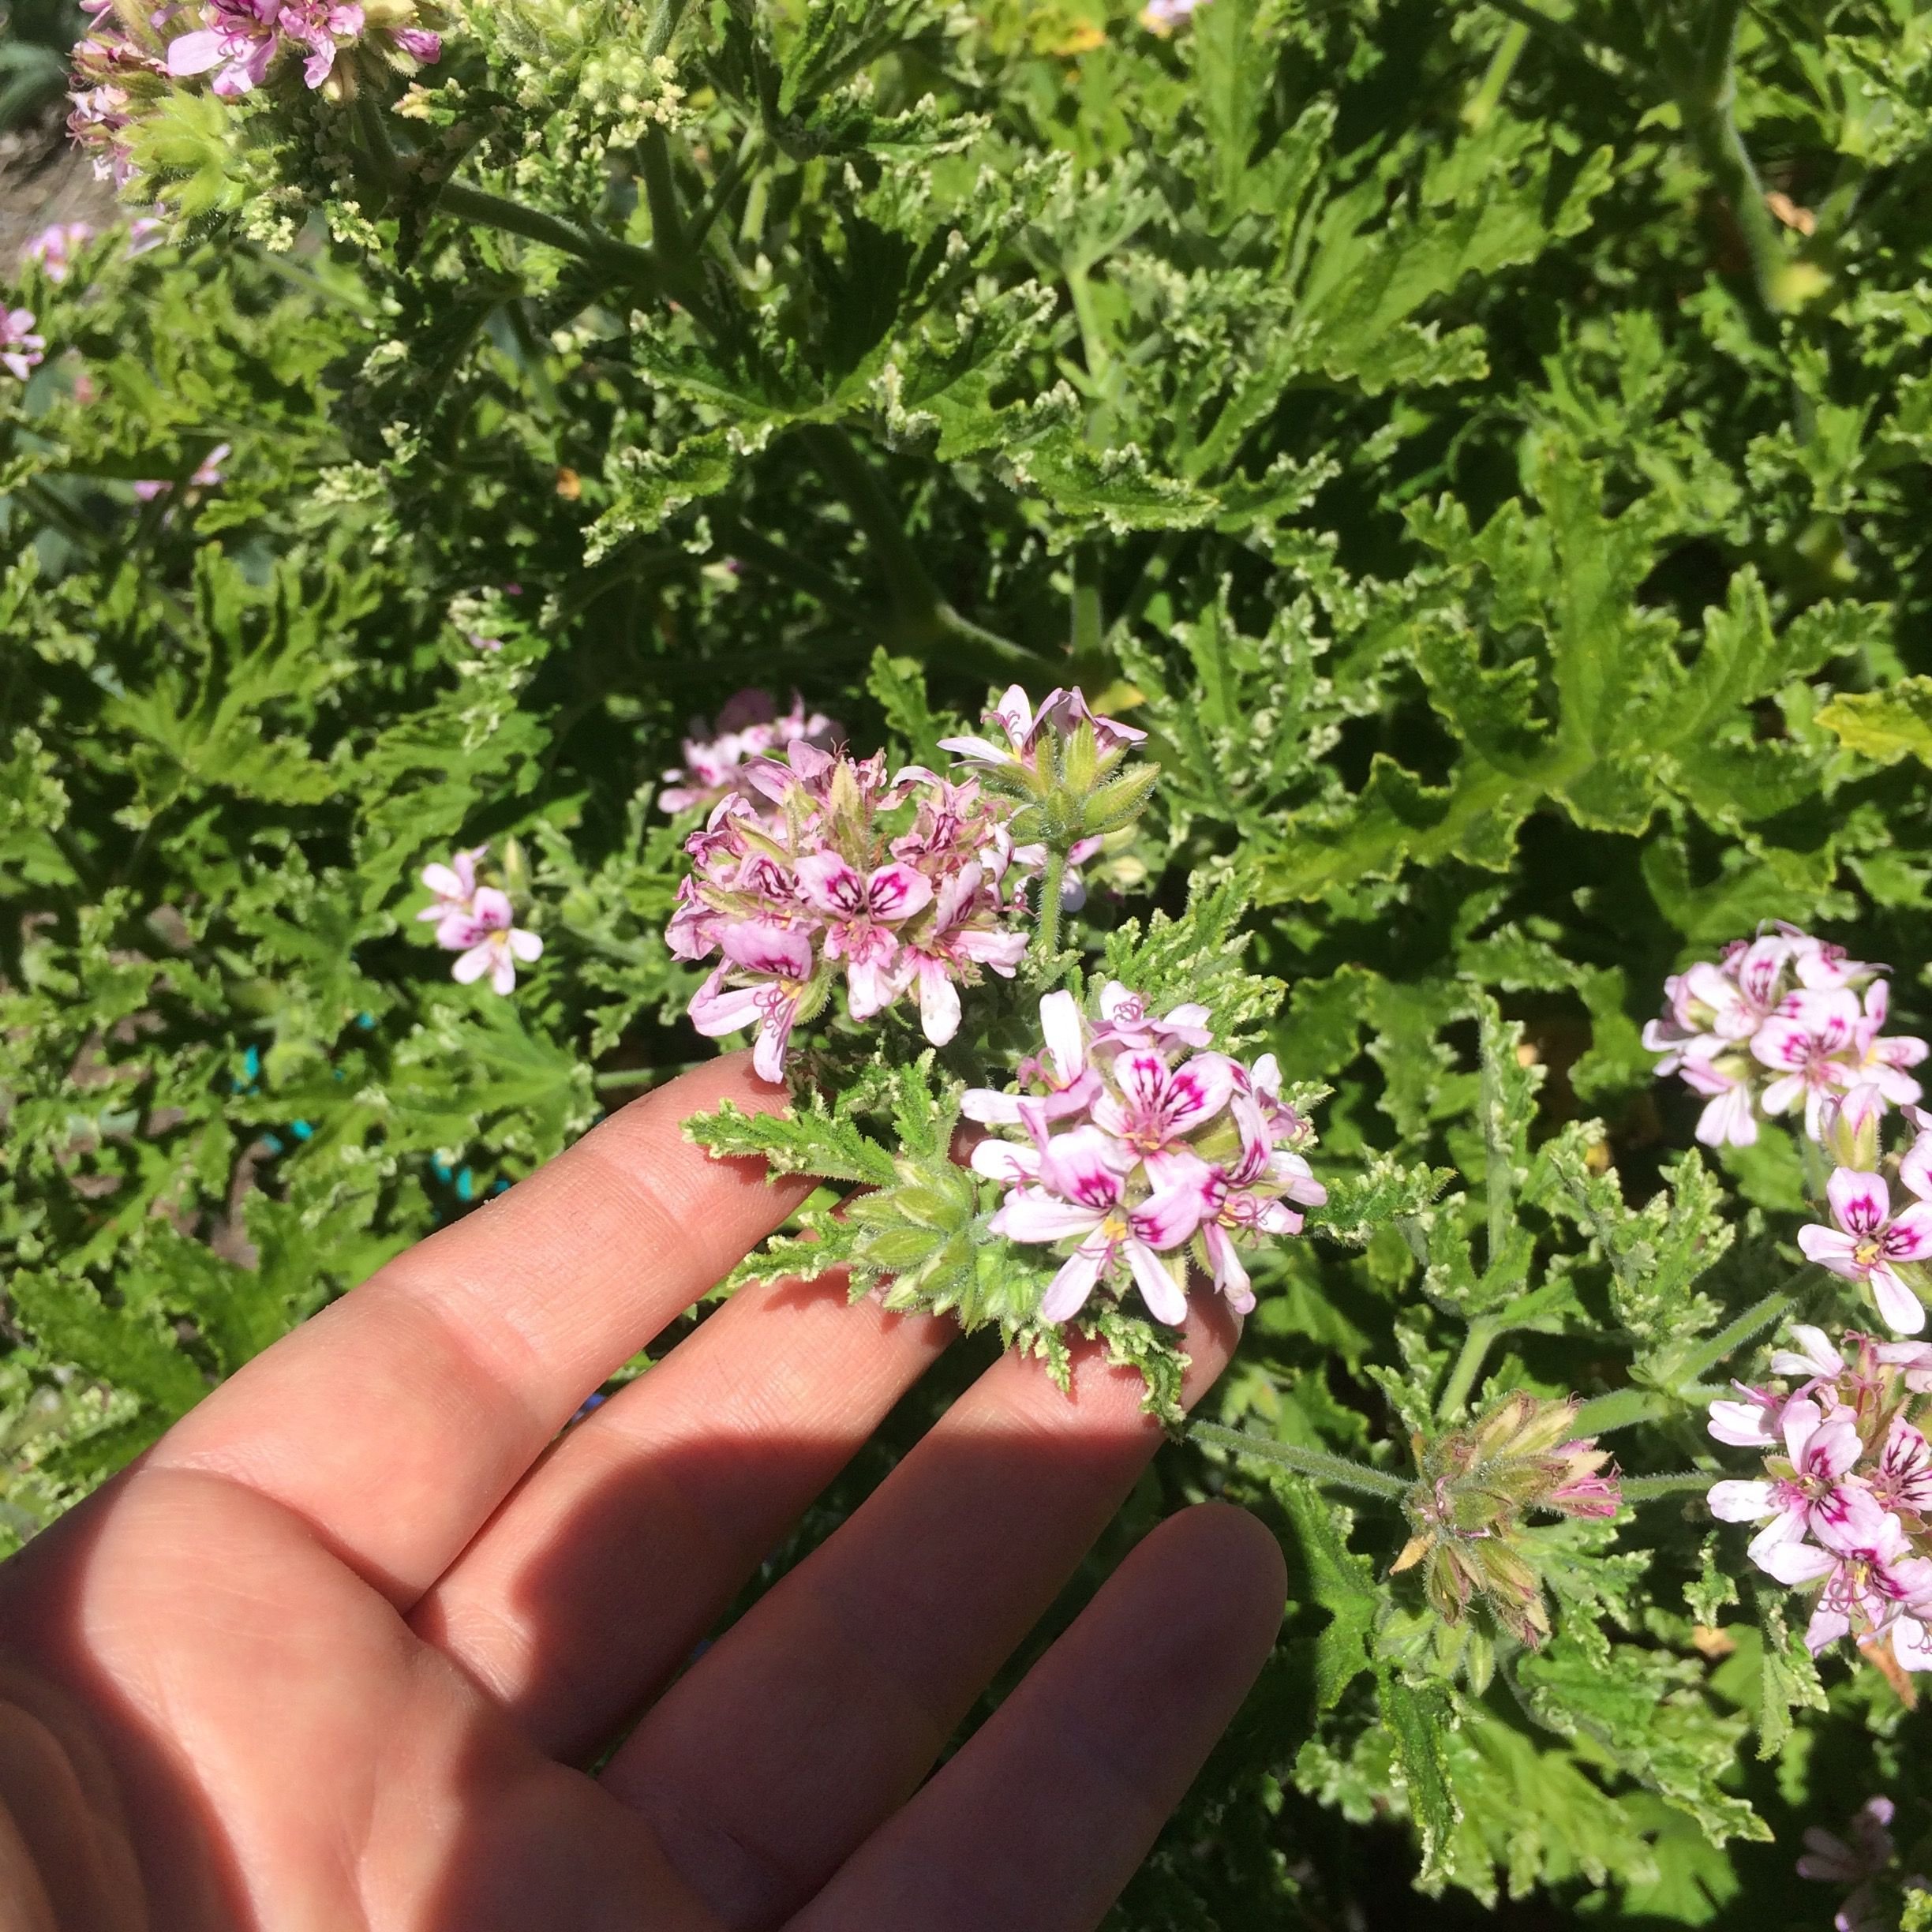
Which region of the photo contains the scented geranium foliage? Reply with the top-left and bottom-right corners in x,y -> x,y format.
11,0 -> 1932,1923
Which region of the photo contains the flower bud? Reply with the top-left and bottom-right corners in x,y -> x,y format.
1822,1082 -> 1885,1170
1395,1394 -> 1621,1648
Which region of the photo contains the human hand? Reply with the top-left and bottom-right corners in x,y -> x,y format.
0,1058 -> 1286,1931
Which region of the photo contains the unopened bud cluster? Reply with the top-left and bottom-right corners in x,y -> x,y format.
1392,1393 -> 1619,1648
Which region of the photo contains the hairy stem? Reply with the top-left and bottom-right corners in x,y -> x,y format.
1191,1422 -> 1411,1500
1463,18 -> 1530,128
1440,1315 -> 1502,1418
1031,849 -> 1068,968
1678,1286 -> 1799,1383
1620,1472 -> 1719,1502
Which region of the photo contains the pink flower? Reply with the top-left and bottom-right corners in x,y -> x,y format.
1708,1379 -> 1789,1447
687,920 -> 817,1083
2,309 -> 45,383
134,441 -> 230,501
672,739 -> 1034,1074
793,852 -> 931,1020
1753,989 -> 1868,1138
448,888 -> 542,997
417,843 -> 488,945
1706,1397 -> 1873,1571
990,1126 -> 1205,1326
1092,1046 -> 1237,1159
1184,1088 -> 1327,1311
936,683 -> 1145,777
20,221 -> 95,284
125,215 -> 167,257
1093,979 -> 1212,1054
1848,978 -> 1928,1107
1866,1413 -> 1932,1522
971,986 -> 1322,1327
1799,1168 -> 1932,1336
890,863 -> 1028,1046
657,690 -> 840,815
164,0 -> 414,94
1780,1509 -> 1932,1657
963,989 -> 1100,1125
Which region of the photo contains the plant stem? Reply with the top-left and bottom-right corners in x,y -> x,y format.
1677,1285 -> 1799,1383
1440,1315 -> 1501,1417
1620,1472 -> 1718,1502
1191,1421 -> 1411,1500
1662,0 -> 1789,318
436,184 -> 668,294
1031,849 -> 1068,968
1463,18 -> 1530,129
797,425 -> 1049,672
1571,1385 -> 1666,1436
1479,0 -> 1619,80
799,423 -> 943,627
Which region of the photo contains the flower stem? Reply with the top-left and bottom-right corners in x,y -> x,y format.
1190,1421 -> 1411,1500
1677,1286 -> 1799,1383
1440,1315 -> 1501,1418
1031,849 -> 1068,968
1620,1472 -> 1717,1502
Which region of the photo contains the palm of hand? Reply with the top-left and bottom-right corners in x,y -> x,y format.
0,1061 -> 1283,1932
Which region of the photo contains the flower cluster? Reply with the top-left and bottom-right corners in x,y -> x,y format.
1391,1393 -> 1620,1648
1643,924 -> 1925,1147
20,222 -> 95,285
1799,1795 -> 1927,1932
938,684 -> 1153,915
672,742 -> 1033,1080
964,986 -> 1325,1325
1,309 -> 44,384
417,844 -> 542,996
657,688 -> 841,817
1708,1326 -> 1932,1668
64,0 -> 440,180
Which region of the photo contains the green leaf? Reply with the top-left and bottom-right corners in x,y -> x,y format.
1271,1472 -> 1380,1712
1377,1668 -> 1462,1885
1817,675 -> 1932,766
685,1095 -> 900,1187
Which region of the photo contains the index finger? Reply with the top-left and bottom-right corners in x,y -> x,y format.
145,1054 -> 811,1604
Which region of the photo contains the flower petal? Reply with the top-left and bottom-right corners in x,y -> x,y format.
989,1188 -> 1104,1245
1124,1238 -> 1189,1326
1828,1166 -> 1891,1236
1039,1245 -> 1104,1323
1871,1263 -> 1928,1337
1706,1479 -> 1774,1523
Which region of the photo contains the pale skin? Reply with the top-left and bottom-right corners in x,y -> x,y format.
0,1056 -> 1286,1930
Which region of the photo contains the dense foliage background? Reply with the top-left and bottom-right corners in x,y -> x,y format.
6,0 -> 1932,1922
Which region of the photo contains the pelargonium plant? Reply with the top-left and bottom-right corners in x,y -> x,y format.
19,0 -> 1932,1919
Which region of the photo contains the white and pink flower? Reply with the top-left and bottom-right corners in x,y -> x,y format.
20,222 -> 95,285
673,737 -> 1032,1077
448,888 -> 543,997
164,0 -> 436,95
968,987 -> 1323,1328
657,689 -> 841,815
1646,927 -> 1923,1149
415,844 -> 541,998
1799,1168 -> 1932,1336
2,309 -> 45,383
1705,1396 -> 1873,1569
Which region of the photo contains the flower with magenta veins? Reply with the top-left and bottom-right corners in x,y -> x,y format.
416,843 -> 541,997
447,888 -> 543,997
1799,1168 -> 1932,1336
968,987 -> 1324,1327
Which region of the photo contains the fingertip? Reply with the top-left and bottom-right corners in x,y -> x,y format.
1159,1500 -> 1289,1643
